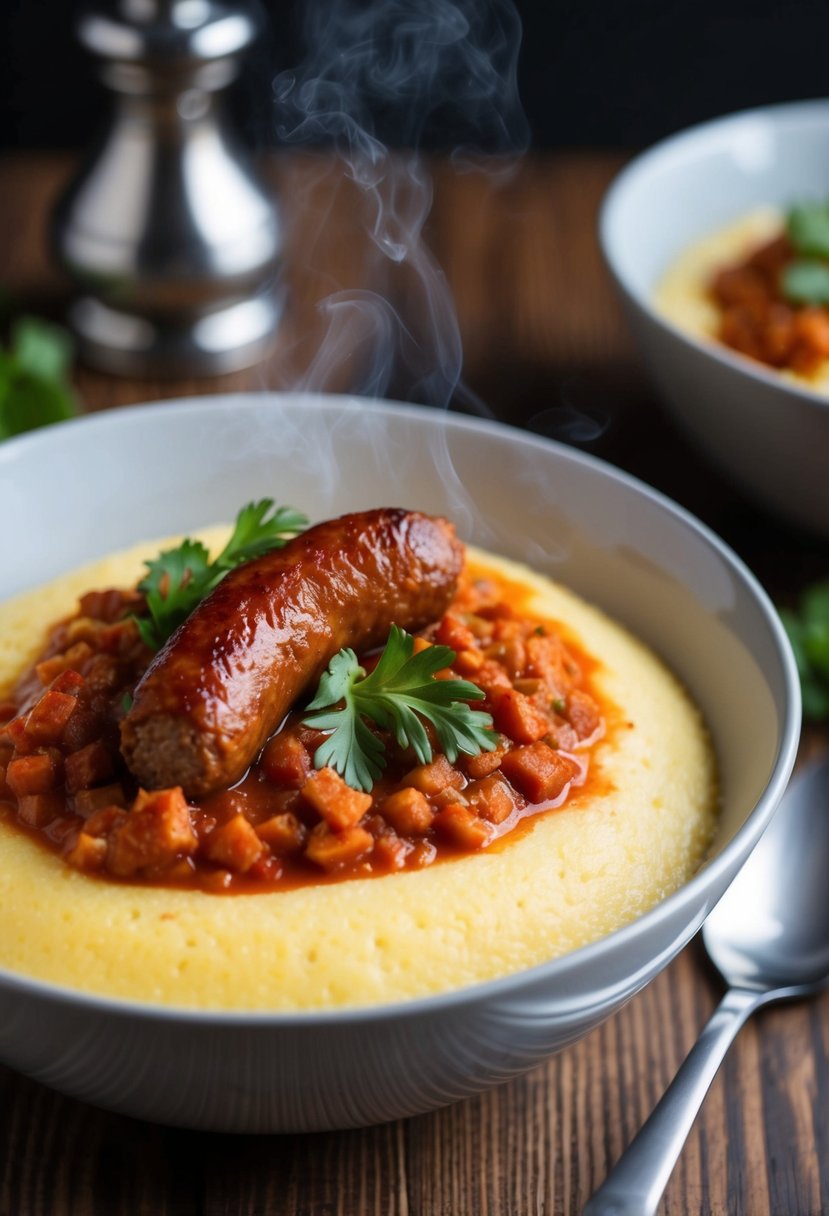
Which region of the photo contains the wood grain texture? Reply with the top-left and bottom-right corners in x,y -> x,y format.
0,150 -> 827,1216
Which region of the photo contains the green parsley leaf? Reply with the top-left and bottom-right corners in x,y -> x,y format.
137,539 -> 214,650
214,501 -> 310,570
788,203 -> 829,259
136,499 -> 308,650
303,624 -> 497,792
0,316 -> 78,440
780,260 -> 829,306
780,583 -> 829,721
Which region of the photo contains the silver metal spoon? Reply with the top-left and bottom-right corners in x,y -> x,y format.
584,757 -> 829,1216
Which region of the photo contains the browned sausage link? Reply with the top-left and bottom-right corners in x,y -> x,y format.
120,509 -> 464,798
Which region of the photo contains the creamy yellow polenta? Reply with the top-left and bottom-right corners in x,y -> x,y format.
0,532 -> 717,1011
655,207 -> 829,395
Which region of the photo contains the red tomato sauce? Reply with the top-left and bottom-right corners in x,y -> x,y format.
0,562 -> 617,893
710,234 -> 829,375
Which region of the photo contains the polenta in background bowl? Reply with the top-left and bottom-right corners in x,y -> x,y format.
600,98 -> 829,536
0,394 -> 800,1132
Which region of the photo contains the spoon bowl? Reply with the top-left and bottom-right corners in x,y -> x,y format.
704,757 -> 829,993
585,756 -> 829,1216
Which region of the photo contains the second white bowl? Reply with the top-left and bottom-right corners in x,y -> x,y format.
601,99 -> 829,535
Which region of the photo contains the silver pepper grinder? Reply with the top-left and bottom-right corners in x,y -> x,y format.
52,0 -> 283,376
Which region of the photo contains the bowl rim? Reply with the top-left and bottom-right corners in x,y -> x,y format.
0,392 -> 803,1025
598,96 -> 829,413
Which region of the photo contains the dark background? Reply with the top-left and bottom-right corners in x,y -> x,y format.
0,0 -> 827,152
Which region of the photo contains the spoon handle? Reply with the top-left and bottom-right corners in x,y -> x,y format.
583,986 -> 761,1216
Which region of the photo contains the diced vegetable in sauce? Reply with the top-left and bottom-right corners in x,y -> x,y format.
709,208 -> 829,375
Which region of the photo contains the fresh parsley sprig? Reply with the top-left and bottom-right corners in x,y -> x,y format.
780,580 -> 829,720
781,203 -> 829,306
136,500 -> 308,650
781,260 -> 829,306
787,203 -> 829,260
303,624 -> 497,792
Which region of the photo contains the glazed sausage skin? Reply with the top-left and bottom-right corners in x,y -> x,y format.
120,509 -> 464,798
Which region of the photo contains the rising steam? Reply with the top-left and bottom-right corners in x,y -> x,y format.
272,0 -> 528,409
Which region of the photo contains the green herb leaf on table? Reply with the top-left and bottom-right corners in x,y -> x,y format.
13,316 -> 73,382
136,499 -> 308,651
303,624 -> 498,792
779,579 -> 829,721
0,316 -> 77,440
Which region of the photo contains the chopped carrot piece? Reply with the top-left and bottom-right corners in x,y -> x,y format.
205,814 -> 264,873
255,811 -> 306,853
489,637 -> 526,678
435,613 -> 476,653
18,792 -> 63,828
62,618 -> 100,648
64,740 -> 115,793
403,754 -> 464,796
78,588 -> 142,623
462,735 -> 508,779
512,677 -> 542,696
261,733 -> 312,788
305,823 -> 373,871
453,647 -> 484,675
372,831 -> 412,870
162,859 -> 196,884
73,783 -> 126,817
794,307 -> 829,354
49,669 -> 86,697
6,752 -> 58,797
525,633 -> 570,694
83,654 -> 120,693
301,767 -> 372,831
25,689 -> 79,745
410,838 -> 438,867
433,803 -> 493,849
64,831 -> 108,871
564,689 -> 602,740
381,787 -> 434,835
473,659 -> 512,697
61,707 -> 103,752
491,615 -> 520,639
500,742 -> 579,803
465,774 -> 516,824
431,786 -> 469,809
549,719 -> 580,752
35,642 -> 94,686
98,619 -> 140,654
83,806 -> 127,838
107,787 -> 197,877
0,716 -> 33,753
490,688 -> 550,745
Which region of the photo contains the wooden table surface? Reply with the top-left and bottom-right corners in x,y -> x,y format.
0,151 -> 827,1216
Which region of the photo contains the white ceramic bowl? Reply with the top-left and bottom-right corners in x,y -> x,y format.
600,99 -> 829,535
0,394 -> 800,1132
